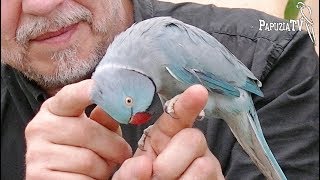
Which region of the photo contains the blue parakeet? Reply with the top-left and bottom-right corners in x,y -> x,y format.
91,17 -> 287,180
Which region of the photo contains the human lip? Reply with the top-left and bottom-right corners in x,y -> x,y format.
31,23 -> 78,43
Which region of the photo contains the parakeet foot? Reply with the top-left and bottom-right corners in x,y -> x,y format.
196,110 -> 205,121
138,125 -> 154,151
163,95 -> 181,119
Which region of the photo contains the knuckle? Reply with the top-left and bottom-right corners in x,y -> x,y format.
121,140 -> 133,156
79,149 -> 98,172
194,156 -> 223,178
25,119 -> 45,138
51,84 -> 74,104
59,84 -> 73,94
79,148 -> 112,180
25,169 -> 42,180
26,164 -> 48,180
153,160 -> 169,176
40,97 -> 52,109
194,157 -> 213,174
58,83 -> 78,99
25,113 -> 55,139
180,128 -> 206,147
116,139 -> 133,162
25,144 -> 50,165
25,148 -> 37,163
114,169 -> 128,180
121,158 -> 131,167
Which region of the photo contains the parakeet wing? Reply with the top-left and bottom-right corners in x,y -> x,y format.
156,18 -> 263,97
165,64 -> 241,97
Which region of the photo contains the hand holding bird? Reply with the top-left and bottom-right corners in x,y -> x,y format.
91,17 -> 287,180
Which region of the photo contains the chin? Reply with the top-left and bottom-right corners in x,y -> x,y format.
22,61 -> 96,90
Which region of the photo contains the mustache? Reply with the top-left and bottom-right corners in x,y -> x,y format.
16,2 -> 93,45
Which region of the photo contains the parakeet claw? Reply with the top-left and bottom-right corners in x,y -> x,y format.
196,110 -> 205,121
138,125 -> 154,151
164,95 -> 181,119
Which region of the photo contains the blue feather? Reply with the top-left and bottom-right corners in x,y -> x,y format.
194,69 -> 241,97
166,64 -> 240,97
242,79 -> 264,97
165,64 -> 200,85
248,103 -> 287,179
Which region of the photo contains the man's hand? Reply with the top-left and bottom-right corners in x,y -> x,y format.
113,85 -> 225,180
25,80 -> 132,180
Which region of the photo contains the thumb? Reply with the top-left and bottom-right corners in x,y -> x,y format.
156,84 -> 208,137
137,84 -> 208,155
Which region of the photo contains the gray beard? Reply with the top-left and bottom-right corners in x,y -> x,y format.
1,0 -> 119,91
21,41 -> 108,90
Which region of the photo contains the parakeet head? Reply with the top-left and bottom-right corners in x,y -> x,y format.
91,66 -> 157,125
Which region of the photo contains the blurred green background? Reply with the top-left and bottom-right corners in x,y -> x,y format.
284,0 -> 306,19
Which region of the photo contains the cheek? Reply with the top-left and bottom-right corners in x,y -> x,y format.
72,0 -> 106,18
1,0 -> 23,64
74,0 -> 115,27
1,0 -> 21,39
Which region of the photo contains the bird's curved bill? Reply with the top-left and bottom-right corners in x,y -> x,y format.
130,112 -> 152,125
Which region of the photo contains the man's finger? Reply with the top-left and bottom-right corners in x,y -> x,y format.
45,79 -> 94,117
155,84 -> 208,137
180,150 -> 225,180
112,155 -> 153,180
152,128 -> 207,179
146,85 -> 208,154
38,115 -> 132,164
33,143 -> 111,179
90,106 -> 121,134
26,170 -> 95,180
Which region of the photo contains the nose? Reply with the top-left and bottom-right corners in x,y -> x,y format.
22,0 -> 64,16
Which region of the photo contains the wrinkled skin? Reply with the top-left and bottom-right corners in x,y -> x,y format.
1,0 -> 224,179
1,0 -> 133,95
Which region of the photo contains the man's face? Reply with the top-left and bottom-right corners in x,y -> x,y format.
1,0 -> 133,92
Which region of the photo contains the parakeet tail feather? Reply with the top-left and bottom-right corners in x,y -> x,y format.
222,98 -> 287,180
240,100 -> 287,180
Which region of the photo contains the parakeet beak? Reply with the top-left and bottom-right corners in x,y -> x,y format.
130,112 -> 152,125
129,93 -> 159,125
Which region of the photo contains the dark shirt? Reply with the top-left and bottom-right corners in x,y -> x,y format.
1,0 -> 319,179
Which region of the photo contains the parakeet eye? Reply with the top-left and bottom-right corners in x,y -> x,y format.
125,97 -> 134,107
